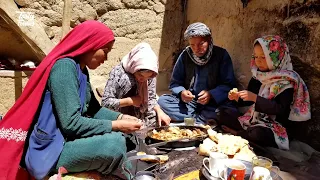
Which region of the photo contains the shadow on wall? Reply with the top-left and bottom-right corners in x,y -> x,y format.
289,55 -> 320,149
280,1 -> 320,150
157,0 -> 186,92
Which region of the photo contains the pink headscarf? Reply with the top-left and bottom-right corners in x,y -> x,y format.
121,42 -> 158,113
0,20 -> 114,180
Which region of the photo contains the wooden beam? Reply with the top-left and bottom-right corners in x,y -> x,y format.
0,1 -> 54,59
61,0 -> 72,39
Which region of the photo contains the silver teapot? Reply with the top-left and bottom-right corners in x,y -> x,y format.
122,155 -> 161,180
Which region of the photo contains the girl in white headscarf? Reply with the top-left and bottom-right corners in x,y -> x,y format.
102,42 -> 171,126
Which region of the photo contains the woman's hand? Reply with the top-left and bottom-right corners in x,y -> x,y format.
157,111 -> 171,126
238,90 -> 257,102
112,119 -> 142,134
181,90 -> 195,103
154,105 -> 171,126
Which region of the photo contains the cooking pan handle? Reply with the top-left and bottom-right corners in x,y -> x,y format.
121,155 -> 161,179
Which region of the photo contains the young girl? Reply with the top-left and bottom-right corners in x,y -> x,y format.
222,35 -> 311,150
102,42 -> 171,127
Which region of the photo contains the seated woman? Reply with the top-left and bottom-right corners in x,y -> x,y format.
101,42 -> 171,127
158,22 -> 237,124
221,35 -> 311,150
0,21 -> 141,179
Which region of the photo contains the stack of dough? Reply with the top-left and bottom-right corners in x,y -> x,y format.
198,138 -> 217,156
199,129 -> 255,161
233,145 -> 256,161
216,133 -> 248,156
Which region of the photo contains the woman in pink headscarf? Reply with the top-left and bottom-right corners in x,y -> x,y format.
0,20 -> 140,180
102,42 -> 171,127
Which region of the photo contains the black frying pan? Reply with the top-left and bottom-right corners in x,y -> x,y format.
145,125 -> 208,148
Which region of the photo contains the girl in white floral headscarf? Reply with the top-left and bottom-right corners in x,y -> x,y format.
225,35 -> 311,150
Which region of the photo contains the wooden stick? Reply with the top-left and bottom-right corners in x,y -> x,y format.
61,0 -> 72,39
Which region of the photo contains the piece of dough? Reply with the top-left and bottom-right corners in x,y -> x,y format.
157,155 -> 169,164
207,128 -> 218,143
233,145 -> 256,161
137,151 -> 148,161
228,88 -> 238,95
199,124 -> 212,130
203,138 -> 217,149
136,152 -> 169,163
216,134 -> 248,156
198,143 -> 211,156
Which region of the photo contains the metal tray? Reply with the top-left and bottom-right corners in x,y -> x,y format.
145,125 -> 208,148
169,119 -> 218,129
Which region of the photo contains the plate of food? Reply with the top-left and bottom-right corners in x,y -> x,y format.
145,126 -> 208,148
199,129 -> 254,160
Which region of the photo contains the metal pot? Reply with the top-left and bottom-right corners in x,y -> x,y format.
122,155 -> 161,180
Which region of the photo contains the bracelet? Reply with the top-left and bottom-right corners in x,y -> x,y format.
118,114 -> 124,120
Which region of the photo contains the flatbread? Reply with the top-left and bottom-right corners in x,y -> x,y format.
136,152 -> 169,164
202,129 -> 251,157
228,88 -> 238,95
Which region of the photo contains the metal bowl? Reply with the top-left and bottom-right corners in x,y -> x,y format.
134,171 -> 158,180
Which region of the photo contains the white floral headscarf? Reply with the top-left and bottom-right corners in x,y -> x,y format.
238,35 -> 311,150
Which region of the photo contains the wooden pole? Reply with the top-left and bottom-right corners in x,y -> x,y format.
61,0 -> 72,39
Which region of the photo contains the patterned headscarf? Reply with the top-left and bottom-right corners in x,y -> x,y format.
121,42 -> 158,113
184,22 -> 214,66
184,22 -> 211,39
238,35 -> 311,150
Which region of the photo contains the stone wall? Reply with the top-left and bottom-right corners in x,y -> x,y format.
17,0 -> 183,92
186,0 -> 320,150
8,0 -> 320,149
